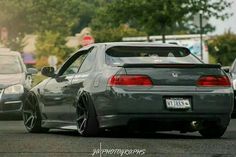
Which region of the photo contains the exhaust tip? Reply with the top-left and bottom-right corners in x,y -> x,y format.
191,121 -> 199,130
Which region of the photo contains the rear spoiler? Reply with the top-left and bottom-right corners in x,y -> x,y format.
118,63 -> 221,68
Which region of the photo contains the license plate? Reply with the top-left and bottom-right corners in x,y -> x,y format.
165,98 -> 191,109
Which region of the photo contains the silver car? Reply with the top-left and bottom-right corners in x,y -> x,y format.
0,49 -> 37,119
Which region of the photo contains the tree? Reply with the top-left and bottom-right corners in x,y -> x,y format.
92,24 -> 146,42
6,33 -> 26,52
28,0 -> 83,35
71,0 -> 111,34
208,31 -> 236,66
35,31 -> 74,69
0,0 -> 33,49
0,0 -> 111,51
0,0 -> 94,44
0,0 -> 33,37
93,0 -> 232,42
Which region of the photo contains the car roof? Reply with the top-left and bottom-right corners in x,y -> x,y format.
94,42 -> 184,47
71,42 -> 190,59
79,42 -> 186,51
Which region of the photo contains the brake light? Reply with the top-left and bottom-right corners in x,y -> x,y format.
108,75 -> 153,86
197,75 -> 231,87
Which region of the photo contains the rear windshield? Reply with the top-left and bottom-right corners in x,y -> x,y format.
0,55 -> 23,74
105,46 -> 202,66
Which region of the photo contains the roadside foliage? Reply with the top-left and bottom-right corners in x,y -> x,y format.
0,0 -> 233,67
208,31 -> 236,66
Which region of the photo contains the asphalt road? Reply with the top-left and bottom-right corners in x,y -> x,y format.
1,120 -> 236,157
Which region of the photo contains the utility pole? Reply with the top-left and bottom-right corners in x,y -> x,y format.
162,34 -> 166,43
200,12 -> 203,60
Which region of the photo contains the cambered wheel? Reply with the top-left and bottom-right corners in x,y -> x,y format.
199,122 -> 227,138
76,94 -> 99,136
22,92 -> 49,133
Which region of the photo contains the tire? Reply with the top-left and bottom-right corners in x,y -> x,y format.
76,93 -> 99,136
22,92 -> 49,133
199,122 -> 227,138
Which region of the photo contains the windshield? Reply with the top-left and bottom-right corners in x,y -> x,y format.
0,55 -> 23,74
105,46 -> 202,66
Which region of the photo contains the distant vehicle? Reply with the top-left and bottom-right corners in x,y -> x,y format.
23,42 -> 233,138
227,59 -> 236,117
0,50 -> 37,119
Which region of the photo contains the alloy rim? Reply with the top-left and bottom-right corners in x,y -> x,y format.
23,93 -> 37,130
77,96 -> 88,134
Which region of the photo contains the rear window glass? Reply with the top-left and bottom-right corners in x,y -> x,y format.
0,55 -> 23,74
105,46 -> 202,66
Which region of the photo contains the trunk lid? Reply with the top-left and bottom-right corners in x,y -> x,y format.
120,64 -> 224,86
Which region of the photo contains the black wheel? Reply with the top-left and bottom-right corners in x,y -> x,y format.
22,92 -> 49,133
199,122 -> 227,138
76,94 -> 99,136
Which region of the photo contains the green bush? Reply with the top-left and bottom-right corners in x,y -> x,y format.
208,31 -> 236,66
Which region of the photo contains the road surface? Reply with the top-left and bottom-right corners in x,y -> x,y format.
0,120 -> 236,157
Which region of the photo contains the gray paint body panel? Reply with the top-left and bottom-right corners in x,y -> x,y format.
30,42 -> 233,132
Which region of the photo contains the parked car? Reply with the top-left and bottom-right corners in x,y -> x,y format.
22,42 -> 233,138
0,50 -> 37,119
227,59 -> 236,117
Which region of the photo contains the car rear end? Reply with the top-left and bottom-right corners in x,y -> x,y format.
232,79 -> 236,118
229,61 -> 236,118
95,45 -> 234,136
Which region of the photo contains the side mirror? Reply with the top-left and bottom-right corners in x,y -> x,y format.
27,68 -> 38,75
41,66 -> 56,77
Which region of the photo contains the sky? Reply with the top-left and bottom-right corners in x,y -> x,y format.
209,0 -> 236,34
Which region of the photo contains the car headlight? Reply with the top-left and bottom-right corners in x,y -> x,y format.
233,80 -> 236,90
4,84 -> 24,94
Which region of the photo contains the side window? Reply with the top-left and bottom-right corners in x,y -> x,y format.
62,54 -> 87,76
79,48 -> 97,73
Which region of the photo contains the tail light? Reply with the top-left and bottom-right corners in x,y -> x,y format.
108,75 -> 153,86
197,75 -> 231,87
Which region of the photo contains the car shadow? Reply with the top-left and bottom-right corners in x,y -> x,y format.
101,131 -> 203,139
33,119 -> 236,139
0,116 -> 22,121
47,129 -> 204,139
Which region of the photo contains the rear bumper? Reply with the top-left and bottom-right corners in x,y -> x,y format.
93,86 -> 234,128
231,91 -> 236,118
98,113 -> 231,129
94,86 -> 234,114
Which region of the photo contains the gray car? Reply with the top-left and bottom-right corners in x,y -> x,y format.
0,49 -> 37,119
22,42 -> 233,138
227,59 -> 236,117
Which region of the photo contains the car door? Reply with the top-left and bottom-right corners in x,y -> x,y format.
69,47 -> 98,121
41,51 -> 88,122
